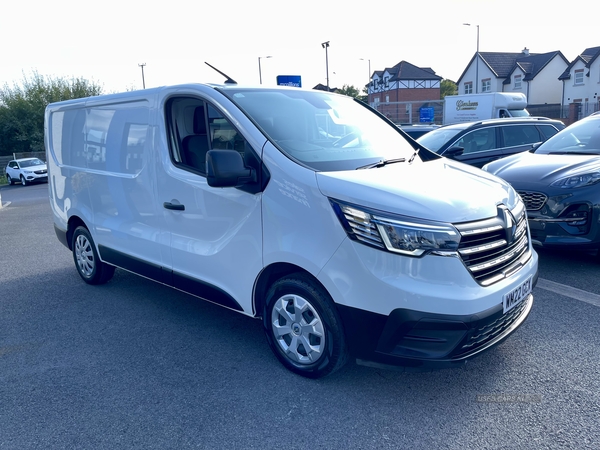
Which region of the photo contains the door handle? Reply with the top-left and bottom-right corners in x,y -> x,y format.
163,202 -> 185,211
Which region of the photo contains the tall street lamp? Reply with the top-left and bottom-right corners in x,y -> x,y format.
463,23 -> 479,93
360,57 -> 371,94
321,41 -> 330,90
258,56 -> 272,84
138,63 -> 146,89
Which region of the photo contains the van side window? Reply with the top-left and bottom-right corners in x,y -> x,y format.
167,98 -> 249,175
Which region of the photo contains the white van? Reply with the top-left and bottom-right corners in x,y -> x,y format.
45,83 -> 538,378
443,92 -> 530,125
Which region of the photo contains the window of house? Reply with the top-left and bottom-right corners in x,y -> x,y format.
514,75 -> 522,89
481,79 -> 491,92
575,69 -> 584,85
385,95 -> 389,103
464,82 -> 473,94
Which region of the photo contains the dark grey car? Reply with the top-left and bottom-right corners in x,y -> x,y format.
417,117 -> 565,168
483,112 -> 600,250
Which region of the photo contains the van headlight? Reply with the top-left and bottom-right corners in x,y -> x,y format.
330,200 -> 461,256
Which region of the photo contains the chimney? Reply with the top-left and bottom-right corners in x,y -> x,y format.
522,47 -> 530,56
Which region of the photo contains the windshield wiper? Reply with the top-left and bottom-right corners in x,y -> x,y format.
408,148 -> 420,164
357,158 -> 406,170
547,151 -> 600,155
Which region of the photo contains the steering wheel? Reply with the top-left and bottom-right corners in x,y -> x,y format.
332,132 -> 360,148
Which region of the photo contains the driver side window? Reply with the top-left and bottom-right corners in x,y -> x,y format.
167,98 -> 249,175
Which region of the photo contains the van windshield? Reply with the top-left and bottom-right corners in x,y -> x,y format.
220,87 -> 421,171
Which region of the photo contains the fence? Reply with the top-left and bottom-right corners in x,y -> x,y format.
373,100 -> 599,127
372,101 -> 444,125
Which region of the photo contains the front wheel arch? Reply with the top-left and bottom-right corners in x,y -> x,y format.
262,271 -> 349,378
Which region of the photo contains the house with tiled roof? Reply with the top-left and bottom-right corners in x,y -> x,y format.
367,61 -> 442,123
457,49 -> 568,117
559,46 -> 600,121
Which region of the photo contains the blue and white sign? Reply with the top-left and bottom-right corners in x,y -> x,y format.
277,75 -> 302,88
419,107 -> 435,123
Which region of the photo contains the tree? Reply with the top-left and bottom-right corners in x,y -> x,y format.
336,84 -> 368,103
0,72 -> 103,156
440,79 -> 458,99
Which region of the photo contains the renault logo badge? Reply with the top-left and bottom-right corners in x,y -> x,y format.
498,205 -> 517,245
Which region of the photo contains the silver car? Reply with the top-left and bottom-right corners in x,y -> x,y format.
6,158 -> 48,186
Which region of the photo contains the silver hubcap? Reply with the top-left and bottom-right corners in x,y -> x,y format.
75,234 -> 95,277
271,294 -> 325,365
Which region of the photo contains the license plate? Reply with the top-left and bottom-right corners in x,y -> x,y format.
503,276 -> 532,314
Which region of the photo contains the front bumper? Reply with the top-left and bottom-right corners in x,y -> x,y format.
23,174 -> 48,183
526,205 -> 600,249
337,282 -> 536,369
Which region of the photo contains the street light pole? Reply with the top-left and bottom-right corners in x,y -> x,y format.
321,41 -> 330,90
463,23 -> 479,93
258,56 -> 272,84
138,63 -> 146,89
360,57 -> 371,92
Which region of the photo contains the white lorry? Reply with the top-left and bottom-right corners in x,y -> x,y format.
45,82 -> 538,378
443,92 -> 530,125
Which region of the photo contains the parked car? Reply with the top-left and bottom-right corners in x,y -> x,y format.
398,123 -> 440,139
417,117 -> 565,168
483,112 -> 600,250
6,158 -> 48,185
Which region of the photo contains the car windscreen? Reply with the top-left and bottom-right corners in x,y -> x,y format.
220,88 -> 420,171
416,126 -> 468,152
508,109 -> 530,117
19,158 -> 44,168
535,117 -> 600,155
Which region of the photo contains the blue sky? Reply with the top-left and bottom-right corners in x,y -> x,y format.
1,0 -> 597,93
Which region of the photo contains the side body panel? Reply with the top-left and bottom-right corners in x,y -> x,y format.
46,93 -> 163,269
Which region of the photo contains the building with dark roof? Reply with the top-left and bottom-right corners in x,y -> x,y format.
457,48 -> 568,109
367,61 -> 442,123
559,46 -> 600,121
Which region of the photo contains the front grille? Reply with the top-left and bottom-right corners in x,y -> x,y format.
517,191 -> 547,211
34,169 -> 47,175
455,203 -> 531,286
459,295 -> 529,353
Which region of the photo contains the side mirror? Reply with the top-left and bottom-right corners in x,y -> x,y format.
530,142 -> 542,152
444,147 -> 464,158
206,150 -> 256,188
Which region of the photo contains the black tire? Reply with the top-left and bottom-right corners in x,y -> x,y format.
263,273 -> 349,378
20,175 -> 27,186
6,174 -> 13,185
71,226 -> 115,285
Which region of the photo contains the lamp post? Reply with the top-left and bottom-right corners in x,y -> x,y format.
360,57 -> 371,96
463,23 -> 479,93
258,56 -> 272,84
321,41 -> 330,90
138,63 -> 146,89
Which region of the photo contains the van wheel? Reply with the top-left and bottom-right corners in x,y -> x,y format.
20,175 -> 28,186
263,274 -> 349,378
72,226 -> 115,285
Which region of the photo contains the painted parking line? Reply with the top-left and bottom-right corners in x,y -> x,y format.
536,278 -> 600,308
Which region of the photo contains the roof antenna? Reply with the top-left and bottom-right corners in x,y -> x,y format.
205,62 -> 238,84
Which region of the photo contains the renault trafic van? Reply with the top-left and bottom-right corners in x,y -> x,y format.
45,83 -> 538,378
